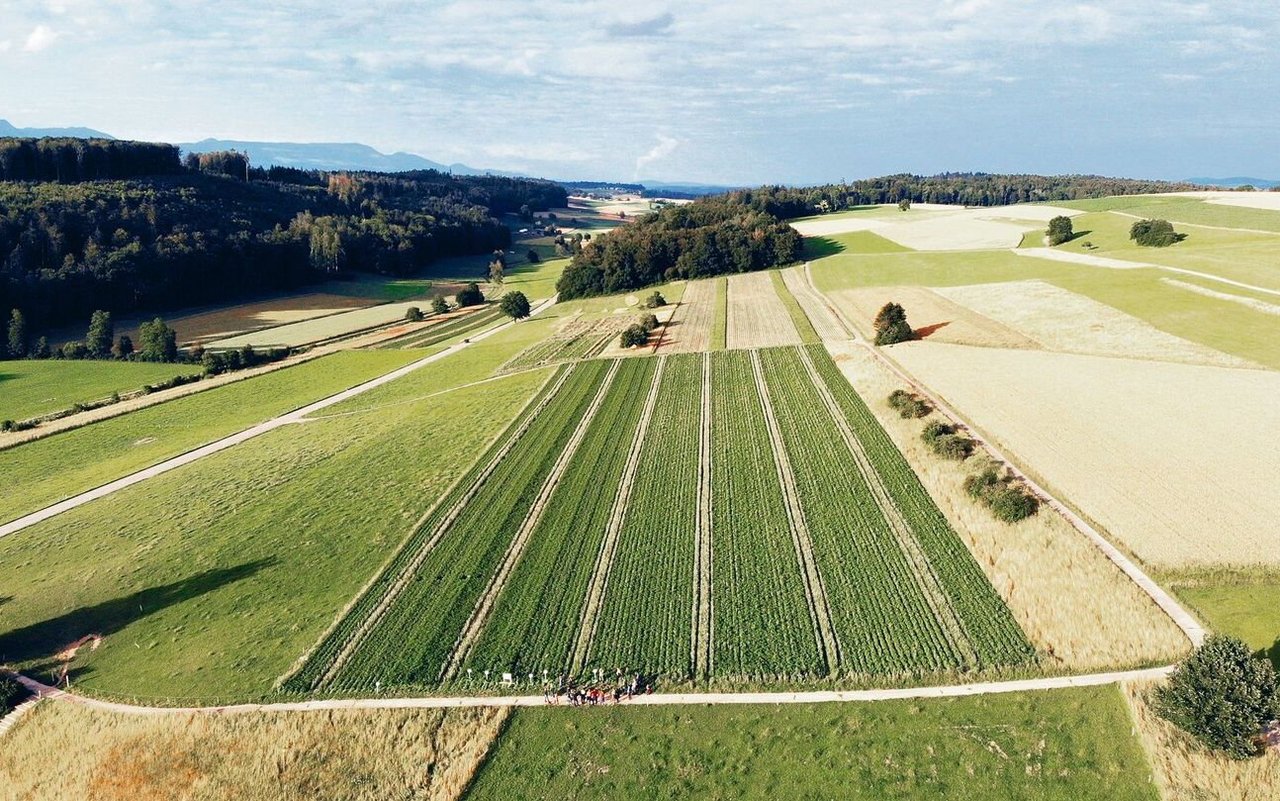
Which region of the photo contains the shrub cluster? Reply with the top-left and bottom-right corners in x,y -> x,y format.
1130,218 -> 1183,247
199,345 -> 289,376
963,467 -> 1040,523
887,389 -> 931,419
455,282 -> 485,307
643,291 -> 667,309
921,420 -> 974,460
620,312 -> 662,348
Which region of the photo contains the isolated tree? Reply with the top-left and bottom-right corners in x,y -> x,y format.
455,282 -> 485,308
431,296 -> 450,315
873,302 -> 914,345
897,199 -> 912,211
6,309 -> 28,358
112,335 -> 134,360
644,291 -> 667,308
1155,635 -> 1280,758
1046,215 -> 1074,246
489,258 -> 505,285
86,310 -> 114,358
137,317 -> 178,362
519,204 -> 533,222
1130,218 -> 1181,247
638,313 -> 659,332
526,249 -> 541,263
499,291 -> 531,320
620,324 -> 648,348
405,306 -> 424,322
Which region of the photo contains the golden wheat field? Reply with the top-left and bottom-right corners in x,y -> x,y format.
0,702 -> 507,801
888,341 -> 1280,569
827,341 -> 1190,669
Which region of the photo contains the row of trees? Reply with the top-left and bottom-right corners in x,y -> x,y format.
556,197 -> 803,299
5,307 -> 179,362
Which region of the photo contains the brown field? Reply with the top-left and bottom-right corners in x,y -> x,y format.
0,701 -> 507,801
657,279 -> 716,353
827,341 -> 1189,669
725,271 -> 801,350
1123,681 -> 1280,800
935,280 -> 1255,367
889,341 -> 1280,569
118,293 -> 374,347
831,286 -> 1038,349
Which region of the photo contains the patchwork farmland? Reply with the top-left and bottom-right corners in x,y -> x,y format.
285,344 -> 1034,693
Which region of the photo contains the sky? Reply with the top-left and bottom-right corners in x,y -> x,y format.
2,1 -> 1278,185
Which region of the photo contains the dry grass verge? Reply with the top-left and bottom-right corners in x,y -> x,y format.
826,341 -> 1189,670
1123,680 -> 1280,800
0,702 -> 507,801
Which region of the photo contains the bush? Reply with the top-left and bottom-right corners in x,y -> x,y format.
873,302 -> 914,345
499,291 -> 532,320
620,324 -> 649,348
638,313 -> 660,332
887,389 -> 930,419
921,420 -> 972,459
963,466 -> 1039,522
644,291 -> 667,309
1155,635 -> 1280,759
1130,218 -> 1183,247
1046,215 -> 1074,245
455,282 -> 485,307
431,296 -> 450,315
526,249 -> 540,263
405,306 -> 424,322
0,675 -> 27,716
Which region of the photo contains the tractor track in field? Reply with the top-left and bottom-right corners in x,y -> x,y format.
297,366 -> 575,691
750,350 -> 841,673
691,352 -> 715,679
441,360 -> 622,682
570,356 -> 667,675
794,345 -> 978,669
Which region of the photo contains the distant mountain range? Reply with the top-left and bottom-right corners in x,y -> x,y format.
177,138 -> 517,177
0,118 -> 115,139
1186,176 -> 1279,189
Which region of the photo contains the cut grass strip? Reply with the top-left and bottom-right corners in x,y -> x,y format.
770,270 -> 821,344
710,276 -> 728,351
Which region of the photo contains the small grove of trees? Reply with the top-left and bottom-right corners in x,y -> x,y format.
921,421 -> 974,460
499,291 -> 531,320
1130,218 -> 1183,247
455,282 -> 485,307
200,345 -> 288,376
137,318 -> 179,362
432,296 -> 450,315
405,306 -> 425,322
887,389 -> 930,419
643,291 -> 667,309
873,302 -> 914,345
1046,215 -> 1074,246
1155,635 -> 1280,759
963,466 -> 1040,523
620,312 -> 662,348
5,308 -> 181,363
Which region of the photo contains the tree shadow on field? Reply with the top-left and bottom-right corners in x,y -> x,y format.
1258,638 -> 1280,671
913,320 -> 952,339
0,559 -> 276,667
802,236 -> 846,260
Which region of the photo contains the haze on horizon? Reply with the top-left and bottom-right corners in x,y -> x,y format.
2,0 -> 1278,185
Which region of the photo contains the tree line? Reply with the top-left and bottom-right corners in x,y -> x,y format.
0,139 -> 567,333
0,137 -> 181,182
556,196 -> 802,299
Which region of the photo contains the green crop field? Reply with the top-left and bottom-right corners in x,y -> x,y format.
1057,194 -> 1280,233
710,276 -> 727,350
770,270 -> 820,344
0,359 -> 195,423
463,686 -> 1158,801
0,350 -> 424,525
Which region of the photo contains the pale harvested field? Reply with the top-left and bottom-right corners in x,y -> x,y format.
0,701 -> 507,801
890,341 -> 1280,569
1123,681 -> 1280,801
209,300 -> 445,350
831,286 -> 1038,349
120,293 -> 373,347
725,271 -> 802,350
935,279 -> 1255,367
827,342 -> 1188,669
1014,247 -> 1149,269
658,278 -> 716,353
1163,277 -> 1280,316
792,204 -> 1081,250
781,267 -> 848,341
1175,190 -> 1280,212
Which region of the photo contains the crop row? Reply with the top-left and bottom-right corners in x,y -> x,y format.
587,353 -> 702,679
462,357 -> 658,679
709,350 -> 824,679
376,306 -> 504,350
327,360 -> 613,691
758,347 -> 963,675
804,344 -> 1033,667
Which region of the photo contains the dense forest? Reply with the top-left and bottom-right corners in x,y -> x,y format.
0,138 -> 566,330
556,197 -> 802,299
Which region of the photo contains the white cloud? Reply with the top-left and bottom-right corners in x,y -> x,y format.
635,133 -> 679,178
24,24 -> 58,52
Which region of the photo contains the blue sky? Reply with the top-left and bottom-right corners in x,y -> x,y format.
2,1 -> 1278,184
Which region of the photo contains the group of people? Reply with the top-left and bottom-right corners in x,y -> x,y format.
543,670 -> 653,706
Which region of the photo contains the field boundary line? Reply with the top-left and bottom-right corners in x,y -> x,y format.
691,352 -> 714,679
289,365 -> 572,690
570,356 -> 667,675
750,350 -> 841,672
441,360 -> 623,682
795,346 -> 978,668
1107,208 -> 1280,238
1012,246 -> 1280,299
7,666 -> 1177,714
801,261 -> 859,339
0,297 -> 558,539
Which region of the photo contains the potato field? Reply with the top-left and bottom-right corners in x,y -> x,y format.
286,345 -> 1033,692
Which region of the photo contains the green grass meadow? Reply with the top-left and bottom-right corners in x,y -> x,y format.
0,359 -> 195,422
464,686 -> 1158,801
